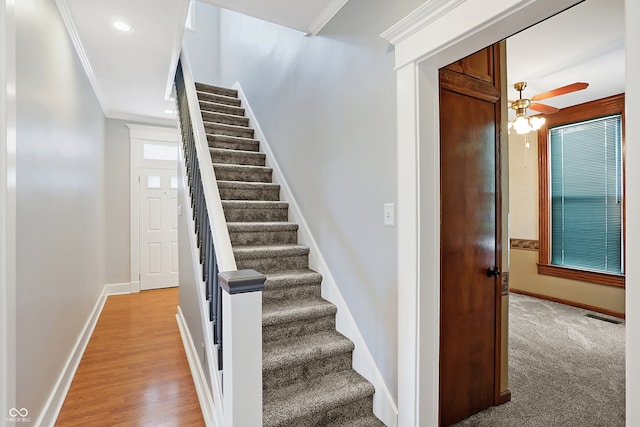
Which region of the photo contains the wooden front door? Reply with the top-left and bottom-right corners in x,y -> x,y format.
439,44 -> 503,426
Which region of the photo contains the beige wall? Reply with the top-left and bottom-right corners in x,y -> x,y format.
508,131 -> 626,314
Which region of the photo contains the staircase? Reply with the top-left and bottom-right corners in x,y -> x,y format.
195,82 -> 385,427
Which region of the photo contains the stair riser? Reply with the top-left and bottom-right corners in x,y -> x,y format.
202,110 -> 249,127
204,122 -> 254,139
207,136 -> 260,152
223,207 -> 288,222
195,83 -> 238,98
236,254 -> 309,273
263,352 -> 353,391
219,187 -> 280,202
214,168 -> 272,183
199,101 -> 245,117
263,315 -> 335,343
197,92 -> 241,106
262,283 -> 321,304
316,396 -> 375,427
211,150 -> 266,166
229,230 -> 297,246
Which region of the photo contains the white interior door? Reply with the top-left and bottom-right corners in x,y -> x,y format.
140,169 -> 178,290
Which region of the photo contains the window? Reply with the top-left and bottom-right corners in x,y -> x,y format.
143,143 -> 177,162
538,94 -> 625,287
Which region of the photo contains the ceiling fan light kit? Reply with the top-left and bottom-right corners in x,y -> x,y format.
510,114 -> 546,135
507,81 -> 588,135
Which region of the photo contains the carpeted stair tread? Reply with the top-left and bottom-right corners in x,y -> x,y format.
262,297 -> 336,327
213,163 -> 272,182
233,244 -> 310,272
196,91 -> 241,107
227,221 -> 296,245
217,181 -> 280,201
263,370 -> 375,427
263,269 -> 323,288
206,134 -> 260,152
210,147 -> 266,166
233,244 -> 309,260
222,200 -> 288,210
199,100 -> 245,116
337,415 -> 386,427
222,200 -> 289,223
202,110 -> 249,127
227,221 -> 297,233
260,269 -> 323,303
204,122 -> 254,139
263,330 -> 353,371
195,82 -> 238,98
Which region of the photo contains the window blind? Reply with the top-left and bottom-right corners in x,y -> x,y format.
549,115 -> 623,275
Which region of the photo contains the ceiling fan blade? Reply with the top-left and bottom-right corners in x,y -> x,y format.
531,82 -> 589,101
529,103 -> 559,114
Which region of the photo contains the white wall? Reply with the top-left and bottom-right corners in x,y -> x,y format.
104,119 -> 132,285
15,0 -> 106,419
187,0 -> 424,400
1,0 -> 17,418
183,1 -> 220,85
625,0 -> 640,424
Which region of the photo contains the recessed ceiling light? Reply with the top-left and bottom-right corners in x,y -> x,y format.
113,21 -> 134,32
164,109 -> 175,115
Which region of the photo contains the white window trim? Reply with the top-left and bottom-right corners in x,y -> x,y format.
128,124 -> 178,293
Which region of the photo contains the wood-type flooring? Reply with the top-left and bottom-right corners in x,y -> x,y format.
55,287 -> 204,426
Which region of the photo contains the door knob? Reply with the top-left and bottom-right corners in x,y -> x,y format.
486,266 -> 501,278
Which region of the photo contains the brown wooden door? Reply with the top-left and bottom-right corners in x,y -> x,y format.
439,45 -> 503,426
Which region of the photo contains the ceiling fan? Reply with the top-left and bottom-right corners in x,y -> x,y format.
508,81 -> 589,134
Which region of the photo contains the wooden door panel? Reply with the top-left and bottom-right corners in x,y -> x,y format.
439,43 -> 502,426
445,46 -> 495,84
440,90 -> 497,425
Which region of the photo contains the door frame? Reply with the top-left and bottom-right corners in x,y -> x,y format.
381,0 -> 640,425
129,124 -> 178,293
1,0 -> 17,417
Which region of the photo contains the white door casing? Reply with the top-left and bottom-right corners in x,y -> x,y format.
1,0 -> 17,417
139,169 -> 179,290
129,124 -> 179,292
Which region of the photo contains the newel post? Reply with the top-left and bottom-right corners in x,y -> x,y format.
218,269 -> 265,427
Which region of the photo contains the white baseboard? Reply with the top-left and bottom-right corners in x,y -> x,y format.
103,282 -> 135,296
176,307 -> 218,427
233,83 -> 398,427
35,288 -> 108,427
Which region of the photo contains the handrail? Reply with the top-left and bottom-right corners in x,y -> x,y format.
175,44 -> 236,371
178,45 -> 237,274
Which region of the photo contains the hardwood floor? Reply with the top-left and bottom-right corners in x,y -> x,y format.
55,288 -> 204,426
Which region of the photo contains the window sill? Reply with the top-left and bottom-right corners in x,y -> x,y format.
537,264 -> 625,288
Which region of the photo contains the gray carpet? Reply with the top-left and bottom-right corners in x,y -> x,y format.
194,82 -> 384,427
455,293 -> 625,427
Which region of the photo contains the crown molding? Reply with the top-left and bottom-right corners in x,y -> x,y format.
55,0 -> 108,114
308,0 -> 350,35
380,0 -> 466,45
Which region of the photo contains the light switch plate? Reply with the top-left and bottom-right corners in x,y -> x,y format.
384,203 -> 395,227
